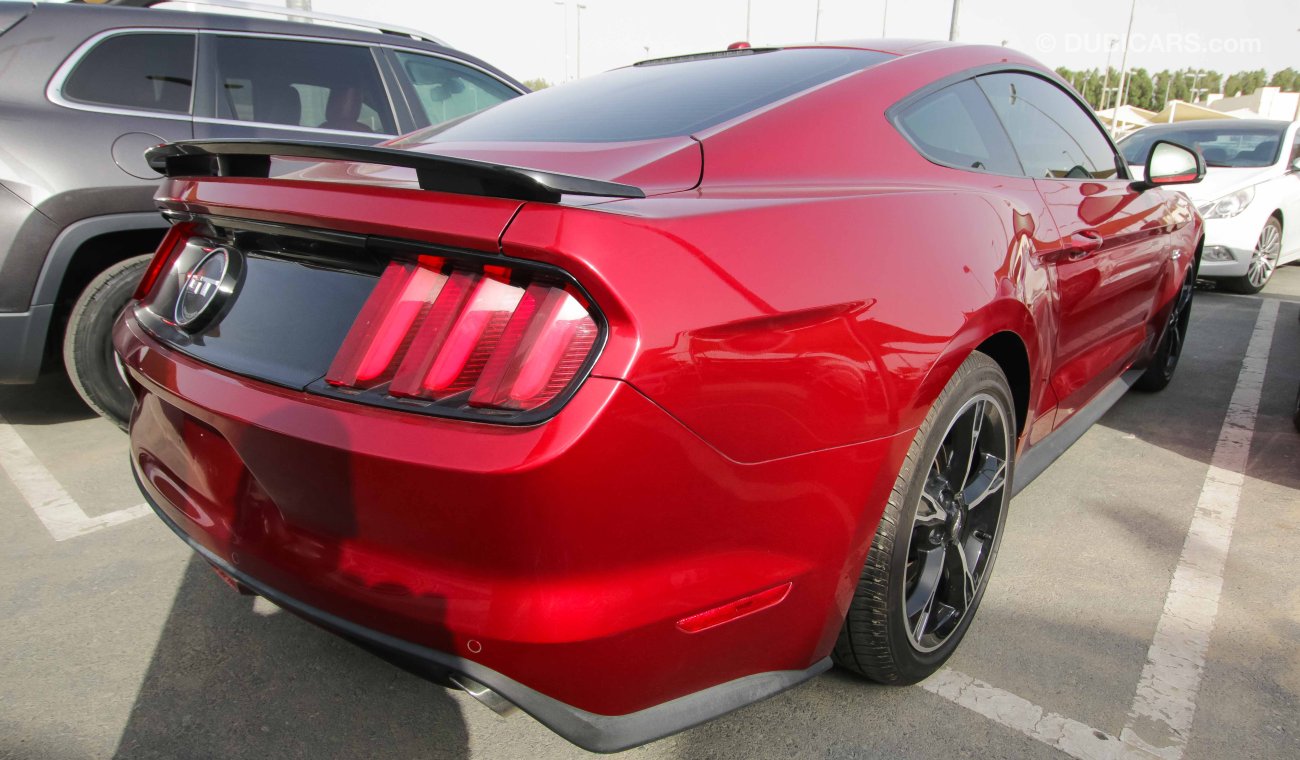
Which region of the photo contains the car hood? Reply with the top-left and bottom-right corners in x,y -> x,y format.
1175,166 -> 1275,204
290,137 -> 703,200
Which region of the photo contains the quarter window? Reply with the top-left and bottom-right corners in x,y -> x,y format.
211,36 -> 395,134
977,73 -> 1120,180
63,33 -> 196,114
895,80 -> 1021,175
392,52 -> 518,128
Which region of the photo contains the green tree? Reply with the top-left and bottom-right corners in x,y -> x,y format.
1269,68 -> 1298,91
521,78 -> 551,91
1124,68 -> 1153,109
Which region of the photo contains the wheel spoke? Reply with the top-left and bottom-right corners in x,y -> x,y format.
962,533 -> 988,581
906,545 -> 946,617
952,537 -> 978,610
962,455 -> 1006,510
930,602 -> 960,635
916,483 -> 948,526
946,400 -> 983,489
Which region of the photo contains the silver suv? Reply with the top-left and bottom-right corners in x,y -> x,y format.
0,0 -> 525,426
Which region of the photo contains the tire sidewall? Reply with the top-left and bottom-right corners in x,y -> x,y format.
884,359 -> 1016,679
63,255 -> 151,429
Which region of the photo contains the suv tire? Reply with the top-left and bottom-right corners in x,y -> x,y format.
63,255 -> 150,430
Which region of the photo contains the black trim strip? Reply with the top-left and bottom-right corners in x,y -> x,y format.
1011,368 -> 1142,496
133,465 -> 829,753
145,139 -> 647,203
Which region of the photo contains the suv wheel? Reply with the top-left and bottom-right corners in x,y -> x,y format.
834,352 -> 1013,684
63,255 -> 151,430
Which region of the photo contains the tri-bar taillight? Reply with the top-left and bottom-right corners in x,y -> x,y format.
324,255 -> 600,416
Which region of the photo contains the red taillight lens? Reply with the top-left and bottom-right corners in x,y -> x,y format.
134,222 -> 197,300
325,256 -> 600,417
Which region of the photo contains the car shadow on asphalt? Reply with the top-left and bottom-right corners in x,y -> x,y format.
0,371 -> 98,426
109,556 -> 470,760
1098,291 -> 1300,492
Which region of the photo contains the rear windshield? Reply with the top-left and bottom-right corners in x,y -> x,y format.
399,48 -> 892,144
1119,123 -> 1287,168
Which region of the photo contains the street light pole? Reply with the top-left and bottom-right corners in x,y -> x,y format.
575,3 -> 587,78
881,0 -> 888,37
746,0 -> 751,41
1100,38 -> 1117,112
1114,0 -> 1138,120
948,0 -> 960,41
814,0 -> 822,42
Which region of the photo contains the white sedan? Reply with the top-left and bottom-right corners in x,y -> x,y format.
1120,119 -> 1300,293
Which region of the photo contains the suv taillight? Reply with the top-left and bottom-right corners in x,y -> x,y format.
324,255 -> 601,418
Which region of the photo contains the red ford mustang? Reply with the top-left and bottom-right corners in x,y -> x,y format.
117,41 -> 1204,751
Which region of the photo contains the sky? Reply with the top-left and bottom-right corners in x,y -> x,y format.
296,0 -> 1298,85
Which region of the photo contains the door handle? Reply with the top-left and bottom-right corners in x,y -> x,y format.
1066,230 -> 1105,259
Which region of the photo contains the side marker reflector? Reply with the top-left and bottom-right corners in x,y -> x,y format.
676,582 -> 792,634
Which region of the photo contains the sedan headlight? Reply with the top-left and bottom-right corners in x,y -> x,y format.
1197,186 -> 1255,219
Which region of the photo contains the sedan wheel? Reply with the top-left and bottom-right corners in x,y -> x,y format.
904,393 -> 1009,652
1227,217 -> 1282,295
834,352 -> 1013,684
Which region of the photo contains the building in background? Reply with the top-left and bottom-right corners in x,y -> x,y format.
1205,87 -> 1300,121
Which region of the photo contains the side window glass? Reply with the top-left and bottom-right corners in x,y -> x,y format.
63,33 -> 195,114
895,80 -> 1022,175
393,51 -> 518,128
211,36 -> 395,135
977,73 -> 1120,180
1290,133 -> 1300,166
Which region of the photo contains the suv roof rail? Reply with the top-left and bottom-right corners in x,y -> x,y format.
68,0 -> 449,46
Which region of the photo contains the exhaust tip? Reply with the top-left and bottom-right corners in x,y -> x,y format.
449,674 -> 518,716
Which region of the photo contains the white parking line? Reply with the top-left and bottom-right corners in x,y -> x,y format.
1120,298 -> 1279,759
925,669 -> 1154,759
927,298 -> 1280,760
0,413 -> 149,541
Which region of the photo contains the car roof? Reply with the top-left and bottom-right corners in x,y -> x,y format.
1134,118 -> 1295,132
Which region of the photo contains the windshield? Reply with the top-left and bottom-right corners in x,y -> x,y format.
1119,124 -> 1287,168
394,48 -> 892,144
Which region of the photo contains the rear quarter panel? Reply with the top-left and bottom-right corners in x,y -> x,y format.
502,185 -> 1048,464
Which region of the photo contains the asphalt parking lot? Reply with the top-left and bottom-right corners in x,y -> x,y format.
2,269 -> 1298,760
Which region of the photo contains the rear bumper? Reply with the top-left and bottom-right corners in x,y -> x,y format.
139,477 -> 830,753
116,310 -> 908,748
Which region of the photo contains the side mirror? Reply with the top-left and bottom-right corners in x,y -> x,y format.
1132,140 -> 1204,191
1291,156 -> 1300,173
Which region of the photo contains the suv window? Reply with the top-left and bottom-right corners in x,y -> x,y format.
211,36 -> 395,135
895,80 -> 1021,175
392,51 -> 518,128
63,33 -> 195,114
977,72 -> 1120,180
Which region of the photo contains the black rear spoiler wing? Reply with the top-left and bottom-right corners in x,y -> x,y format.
145,139 -> 646,204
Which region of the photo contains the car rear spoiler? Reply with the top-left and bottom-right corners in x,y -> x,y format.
145,139 -> 647,204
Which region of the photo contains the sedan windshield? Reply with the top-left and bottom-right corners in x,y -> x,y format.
1119,124 -> 1287,168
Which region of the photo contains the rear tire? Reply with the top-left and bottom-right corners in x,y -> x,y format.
1135,265 -> 1194,393
833,352 -> 1014,684
1223,217 -> 1281,295
63,255 -> 151,430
